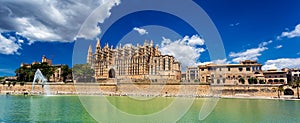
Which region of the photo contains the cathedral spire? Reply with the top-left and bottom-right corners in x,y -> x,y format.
96,38 -> 101,48
87,44 -> 93,64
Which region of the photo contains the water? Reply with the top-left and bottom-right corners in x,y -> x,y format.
0,95 -> 299,122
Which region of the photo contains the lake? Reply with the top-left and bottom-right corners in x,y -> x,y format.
0,95 -> 299,122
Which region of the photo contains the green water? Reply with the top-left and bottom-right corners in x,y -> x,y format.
0,95 -> 299,123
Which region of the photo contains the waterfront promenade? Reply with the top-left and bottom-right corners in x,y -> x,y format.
1,82 -> 298,100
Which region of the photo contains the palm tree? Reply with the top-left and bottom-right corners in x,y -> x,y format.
278,85 -> 284,98
294,78 -> 300,99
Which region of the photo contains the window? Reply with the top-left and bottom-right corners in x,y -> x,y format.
246,67 -> 250,71
201,68 -> 204,71
239,67 -> 243,71
228,68 -> 231,71
219,68 -> 222,71
295,74 -> 299,77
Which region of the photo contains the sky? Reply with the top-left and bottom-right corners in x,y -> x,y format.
1,0 -> 300,76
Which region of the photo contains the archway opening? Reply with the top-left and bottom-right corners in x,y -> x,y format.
284,88 -> 294,95
109,69 -> 115,78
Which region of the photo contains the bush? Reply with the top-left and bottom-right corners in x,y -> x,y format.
259,79 -> 265,84
20,81 -> 25,86
12,81 -> 17,86
239,78 -> 245,84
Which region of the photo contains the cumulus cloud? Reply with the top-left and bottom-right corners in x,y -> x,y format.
262,58 -> 300,70
275,45 -> 283,49
0,34 -> 22,55
280,24 -> 300,38
133,27 -> 148,35
0,0 -> 120,42
159,35 -> 206,68
229,40 -> 272,63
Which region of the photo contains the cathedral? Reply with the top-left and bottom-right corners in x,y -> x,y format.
87,38 -> 181,81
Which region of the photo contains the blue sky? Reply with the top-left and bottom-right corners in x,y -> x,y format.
1,0 -> 300,76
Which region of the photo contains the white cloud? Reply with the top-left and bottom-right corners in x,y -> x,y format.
258,40 -> 272,47
275,45 -> 283,49
0,34 -> 22,55
229,40 -> 272,63
133,27 -> 148,35
0,0 -> 120,42
280,24 -> 300,38
212,59 -> 229,64
229,47 -> 267,63
229,22 -> 240,27
76,0 -> 120,40
262,58 -> 300,70
159,35 -> 205,68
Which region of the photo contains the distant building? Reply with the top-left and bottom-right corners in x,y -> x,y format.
287,68 -> 300,84
263,69 -> 287,84
87,38 -> 181,81
185,66 -> 199,81
42,55 -> 52,65
185,60 -> 264,85
19,55 -> 69,82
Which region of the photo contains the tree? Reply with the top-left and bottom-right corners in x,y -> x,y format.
73,64 -> 94,82
239,78 -> 245,84
12,81 -> 16,86
248,77 -> 257,84
259,79 -> 265,84
15,62 -> 55,82
293,78 -> 300,99
248,78 -> 253,84
278,85 -> 284,98
61,65 -> 72,82
253,78 -> 258,84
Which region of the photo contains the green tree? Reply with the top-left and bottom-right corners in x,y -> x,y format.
248,78 -> 253,84
12,81 -> 16,86
253,78 -> 258,84
15,62 -> 55,82
239,78 -> 245,84
73,64 -> 94,82
293,78 -> 300,99
259,79 -> 265,84
278,85 -> 284,98
61,65 -> 72,82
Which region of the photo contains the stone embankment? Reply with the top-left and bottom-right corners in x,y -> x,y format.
0,83 -> 296,98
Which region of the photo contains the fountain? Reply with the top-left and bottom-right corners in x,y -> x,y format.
32,69 -> 51,95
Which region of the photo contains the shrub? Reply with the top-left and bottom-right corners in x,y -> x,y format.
12,81 -> 17,86
259,79 -> 265,84
20,81 -> 25,86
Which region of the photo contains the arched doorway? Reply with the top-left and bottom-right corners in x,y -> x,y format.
284,88 -> 294,95
109,69 -> 115,78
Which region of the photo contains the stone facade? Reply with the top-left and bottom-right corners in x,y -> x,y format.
287,68 -> 300,84
87,38 -> 181,81
263,70 -> 287,84
186,60 -> 264,85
